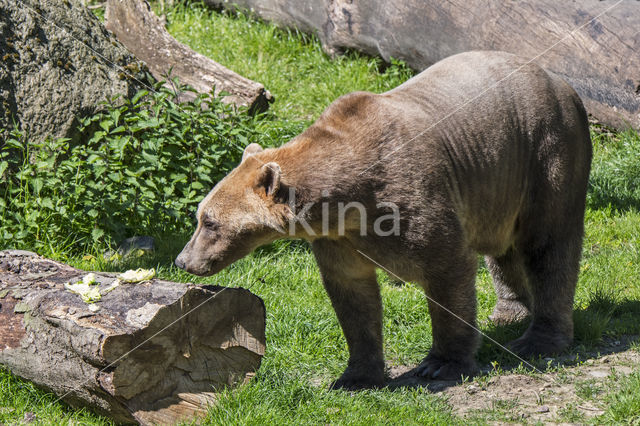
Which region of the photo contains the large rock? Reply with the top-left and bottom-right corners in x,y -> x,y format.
0,0 -> 147,143
203,0 -> 640,131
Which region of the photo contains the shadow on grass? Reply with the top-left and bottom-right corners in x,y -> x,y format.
94,234 -> 191,273
96,238 -> 313,277
587,187 -> 640,213
386,298 -> 640,392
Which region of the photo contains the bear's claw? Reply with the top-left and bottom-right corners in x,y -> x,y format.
507,333 -> 571,358
416,354 -> 478,381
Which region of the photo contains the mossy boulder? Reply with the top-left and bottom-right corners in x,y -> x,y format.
0,0 -> 148,144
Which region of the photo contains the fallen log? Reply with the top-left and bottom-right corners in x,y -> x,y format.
105,0 -> 272,113
0,250 -> 265,425
201,0 -> 640,130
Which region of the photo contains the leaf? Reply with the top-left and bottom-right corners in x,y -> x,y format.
0,161 -> 7,178
132,118 -> 160,132
89,131 -> 106,144
111,107 -> 123,125
170,173 -> 188,183
132,90 -> 149,105
94,165 -> 107,177
91,228 -> 104,241
141,188 -> 155,199
99,120 -> 113,132
145,179 -> 158,191
141,150 -> 159,166
236,134 -> 248,145
108,172 -> 122,183
31,178 -> 43,194
39,197 -> 54,210
3,138 -> 24,150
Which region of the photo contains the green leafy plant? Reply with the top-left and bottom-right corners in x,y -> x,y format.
0,83 -> 267,253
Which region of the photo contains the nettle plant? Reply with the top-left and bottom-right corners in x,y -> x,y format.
0,85 -> 266,253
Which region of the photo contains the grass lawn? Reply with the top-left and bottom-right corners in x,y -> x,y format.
2,2 -> 640,424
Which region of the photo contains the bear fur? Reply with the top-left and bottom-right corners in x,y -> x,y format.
176,51 -> 592,390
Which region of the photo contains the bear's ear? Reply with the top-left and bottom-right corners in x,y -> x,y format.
254,162 -> 281,198
242,143 -> 263,162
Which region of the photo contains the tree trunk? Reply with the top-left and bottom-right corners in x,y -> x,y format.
105,0 -> 272,113
0,250 -> 265,425
201,0 -> 640,130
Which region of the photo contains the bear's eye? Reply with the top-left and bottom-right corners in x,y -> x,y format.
203,218 -> 220,231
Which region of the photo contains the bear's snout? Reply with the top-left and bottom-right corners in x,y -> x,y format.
174,243 -> 217,276
174,254 -> 186,270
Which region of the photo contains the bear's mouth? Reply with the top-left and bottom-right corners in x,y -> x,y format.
195,256 -> 238,276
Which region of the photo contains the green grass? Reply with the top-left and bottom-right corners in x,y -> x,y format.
603,370 -> 640,424
2,2 -> 640,424
164,3 -> 414,122
0,367 -> 112,425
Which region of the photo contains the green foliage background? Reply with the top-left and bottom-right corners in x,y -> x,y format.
0,85 -> 299,253
0,2 -> 414,255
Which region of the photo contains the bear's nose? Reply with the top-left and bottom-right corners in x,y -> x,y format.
175,255 -> 186,270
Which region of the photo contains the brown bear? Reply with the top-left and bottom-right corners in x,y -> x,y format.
175,51 -> 592,390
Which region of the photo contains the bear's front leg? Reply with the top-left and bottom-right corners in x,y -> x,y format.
312,239 -> 384,390
416,250 -> 480,381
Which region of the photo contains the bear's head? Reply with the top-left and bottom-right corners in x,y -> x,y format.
175,143 -> 292,276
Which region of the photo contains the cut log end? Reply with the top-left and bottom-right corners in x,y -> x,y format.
0,250 -> 266,425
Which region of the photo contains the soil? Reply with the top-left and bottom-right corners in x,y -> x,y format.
386,335 -> 640,422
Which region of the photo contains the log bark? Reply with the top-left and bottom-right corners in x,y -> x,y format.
201,0 -> 640,130
105,0 -> 272,113
0,250 -> 265,425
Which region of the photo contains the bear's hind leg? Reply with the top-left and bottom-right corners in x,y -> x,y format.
508,237 -> 581,357
312,238 -> 384,390
486,248 -> 531,325
416,250 -> 479,381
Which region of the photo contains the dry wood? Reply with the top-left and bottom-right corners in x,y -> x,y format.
105,0 -> 272,113
202,0 -> 640,130
0,250 -> 265,425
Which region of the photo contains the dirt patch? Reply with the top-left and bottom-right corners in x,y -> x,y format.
386,338 -> 640,422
